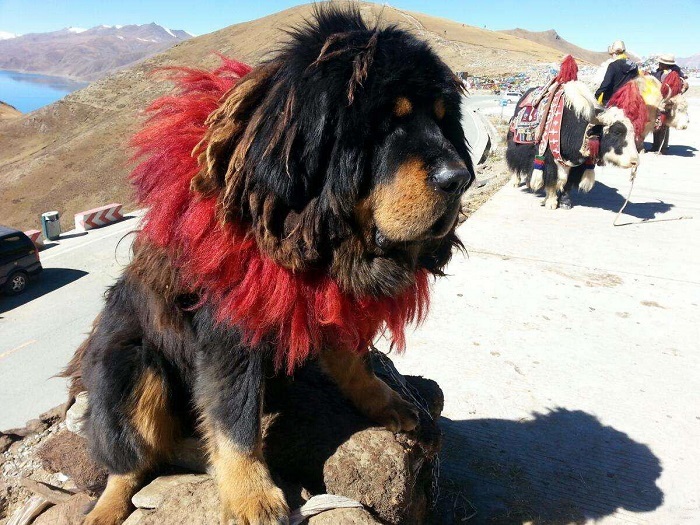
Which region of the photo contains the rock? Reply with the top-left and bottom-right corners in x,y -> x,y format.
32,493 -> 95,525
25,419 -> 48,435
39,404 -> 66,427
307,508 -> 380,524
131,474 -> 210,509
122,508 -> 154,524
0,432 -> 18,454
36,429 -> 107,494
126,477 -> 219,525
64,393 -> 88,436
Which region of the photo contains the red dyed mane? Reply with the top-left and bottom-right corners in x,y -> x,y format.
130,58 -> 430,372
555,55 -> 578,84
608,81 -> 647,140
661,71 -> 683,99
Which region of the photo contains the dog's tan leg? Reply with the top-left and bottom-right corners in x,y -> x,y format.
83,472 -> 144,525
84,368 -> 177,525
320,348 -> 418,432
204,421 -> 288,525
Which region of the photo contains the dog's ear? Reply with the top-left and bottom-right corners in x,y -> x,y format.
191,66 -> 274,197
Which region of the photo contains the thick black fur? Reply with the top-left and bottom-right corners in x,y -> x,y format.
69,5 -> 473,500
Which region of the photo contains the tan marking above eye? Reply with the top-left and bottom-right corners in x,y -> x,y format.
434,99 -> 446,120
394,97 -> 412,117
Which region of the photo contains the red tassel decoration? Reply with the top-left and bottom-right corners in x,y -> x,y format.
608,81 -> 647,141
555,55 -> 579,84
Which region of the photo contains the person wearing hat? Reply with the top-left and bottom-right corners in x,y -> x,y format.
595,40 -> 639,105
653,54 -> 688,85
652,54 -> 688,153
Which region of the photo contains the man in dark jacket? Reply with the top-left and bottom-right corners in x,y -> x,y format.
595,40 -> 639,105
651,54 -> 688,153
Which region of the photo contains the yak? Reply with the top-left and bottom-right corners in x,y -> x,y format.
507,81 -> 639,210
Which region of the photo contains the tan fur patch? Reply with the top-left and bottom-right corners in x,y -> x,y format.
394,97 -> 412,117
203,421 -> 288,524
131,369 -> 178,457
372,157 -> 444,242
434,98 -> 446,120
84,473 -> 144,525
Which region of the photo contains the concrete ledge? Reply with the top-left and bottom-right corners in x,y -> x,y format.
23,229 -> 44,249
74,203 -> 123,231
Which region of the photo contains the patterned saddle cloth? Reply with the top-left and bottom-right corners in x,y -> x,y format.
509,85 -> 549,144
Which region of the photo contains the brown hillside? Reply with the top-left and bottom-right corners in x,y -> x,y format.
0,101 -> 22,120
501,29 -> 609,66
1,2 -> 566,231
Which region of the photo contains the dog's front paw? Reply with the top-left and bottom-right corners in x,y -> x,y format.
370,390 -> 419,433
221,482 -> 289,525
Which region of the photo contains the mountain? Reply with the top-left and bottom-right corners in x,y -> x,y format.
0,23 -> 193,80
678,54 -> 700,68
500,29 -> 612,65
0,101 -> 22,119
0,2 -> 568,231
0,31 -> 19,40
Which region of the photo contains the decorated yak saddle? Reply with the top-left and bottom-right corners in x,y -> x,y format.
509,56 -> 599,173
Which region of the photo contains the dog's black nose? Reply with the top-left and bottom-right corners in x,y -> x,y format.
432,164 -> 472,195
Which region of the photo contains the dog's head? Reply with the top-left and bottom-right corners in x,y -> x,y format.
192,6 -> 473,297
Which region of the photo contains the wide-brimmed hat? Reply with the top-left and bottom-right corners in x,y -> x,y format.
609,40 -> 625,54
658,54 -> 676,65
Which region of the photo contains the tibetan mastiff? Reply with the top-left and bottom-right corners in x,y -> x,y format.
65,6 -> 473,524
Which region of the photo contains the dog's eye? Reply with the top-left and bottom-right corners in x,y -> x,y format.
434,99 -> 446,120
393,97 -> 412,118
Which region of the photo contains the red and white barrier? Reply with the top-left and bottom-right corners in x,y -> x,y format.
24,229 -> 43,248
74,203 -> 123,231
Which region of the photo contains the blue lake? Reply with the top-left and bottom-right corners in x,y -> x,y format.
0,70 -> 88,113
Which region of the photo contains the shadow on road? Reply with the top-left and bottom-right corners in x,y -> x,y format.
435,408 -> 663,524
0,268 -> 89,314
575,181 -> 674,219
643,142 -> 697,158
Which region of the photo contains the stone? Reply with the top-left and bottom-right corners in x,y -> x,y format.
64,392 -> 88,436
32,493 -> 95,525
0,432 -> 18,454
25,418 -> 48,435
125,477 -> 220,525
39,404 -> 66,427
307,508 -> 381,524
36,429 -> 108,494
131,474 -> 210,509
122,508 -> 154,524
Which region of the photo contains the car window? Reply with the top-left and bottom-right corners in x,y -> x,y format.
0,235 -> 30,257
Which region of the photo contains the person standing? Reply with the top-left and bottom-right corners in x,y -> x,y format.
651,55 -> 688,153
595,40 -> 639,105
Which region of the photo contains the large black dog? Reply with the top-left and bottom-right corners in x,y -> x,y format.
65,6 -> 473,524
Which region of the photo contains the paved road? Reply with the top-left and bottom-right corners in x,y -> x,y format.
0,213 -> 142,429
382,101 -> 700,522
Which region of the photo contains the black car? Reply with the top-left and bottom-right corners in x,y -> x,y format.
0,225 -> 43,295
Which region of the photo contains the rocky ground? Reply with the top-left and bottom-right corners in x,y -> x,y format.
0,355 -> 456,525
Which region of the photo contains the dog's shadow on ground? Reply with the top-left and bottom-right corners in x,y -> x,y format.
574,181 -> 674,219
435,408 -> 664,524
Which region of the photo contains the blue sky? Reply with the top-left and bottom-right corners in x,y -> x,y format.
1,0 -> 698,57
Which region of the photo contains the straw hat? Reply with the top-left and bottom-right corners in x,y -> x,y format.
658,54 -> 676,65
609,40 -> 626,54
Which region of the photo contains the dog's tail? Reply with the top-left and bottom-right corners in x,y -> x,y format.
57,313 -> 100,416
